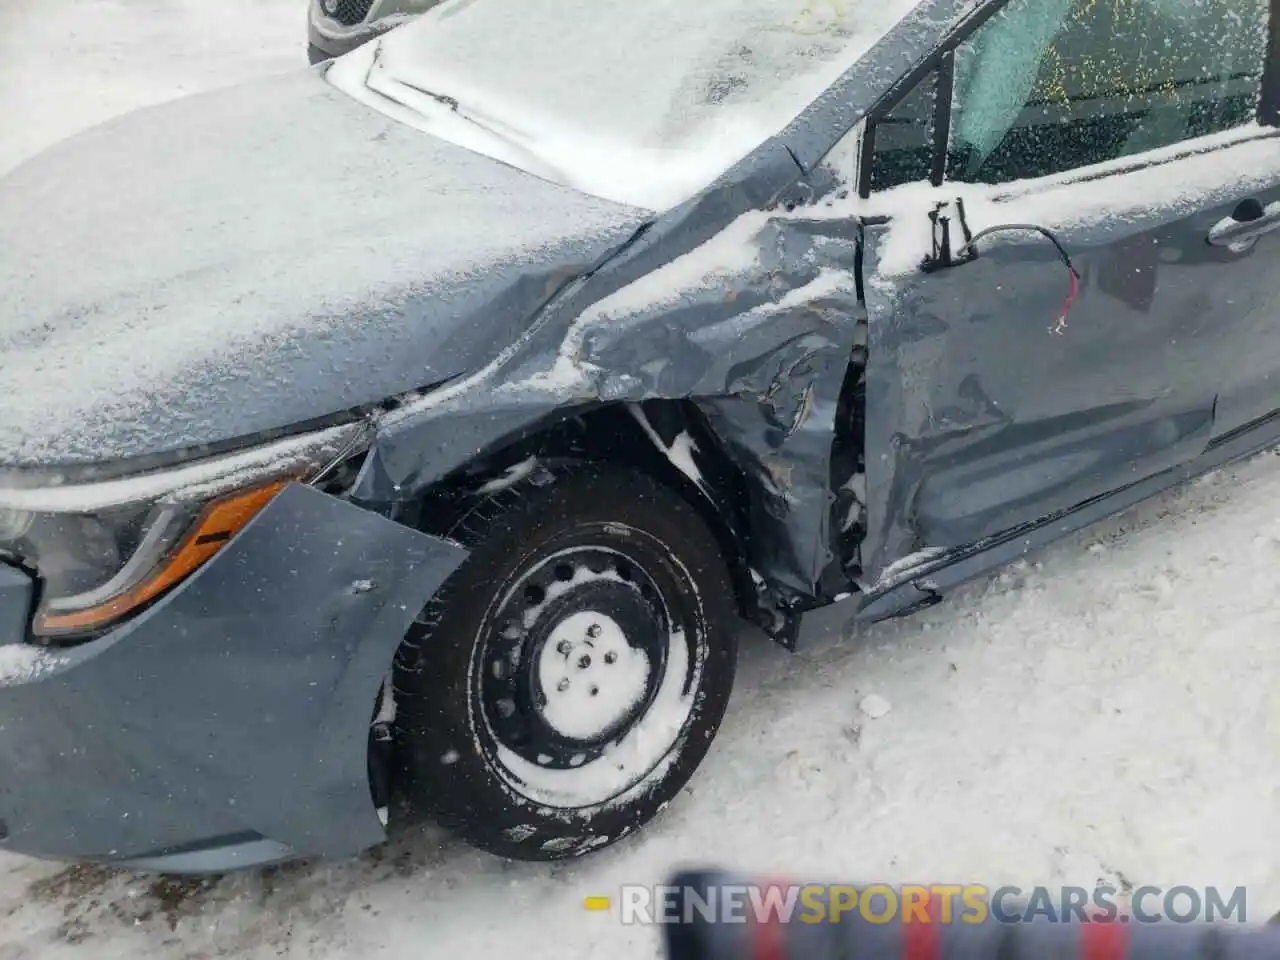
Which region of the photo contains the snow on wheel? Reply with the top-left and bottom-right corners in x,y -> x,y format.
393,464 -> 738,860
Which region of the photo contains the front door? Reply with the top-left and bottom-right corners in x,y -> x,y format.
853,0 -> 1280,584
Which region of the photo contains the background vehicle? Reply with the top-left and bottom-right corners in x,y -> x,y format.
307,0 -> 438,63
1,0 -> 1278,875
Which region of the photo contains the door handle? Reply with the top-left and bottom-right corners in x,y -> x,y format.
1207,198 -> 1280,247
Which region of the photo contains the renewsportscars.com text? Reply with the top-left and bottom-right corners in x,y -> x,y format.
608,884 -> 1249,925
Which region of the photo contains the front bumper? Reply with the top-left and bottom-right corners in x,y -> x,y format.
307,0 -> 411,61
0,484 -> 466,873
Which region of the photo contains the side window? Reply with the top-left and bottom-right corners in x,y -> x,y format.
947,0 -> 1270,183
867,70 -> 940,192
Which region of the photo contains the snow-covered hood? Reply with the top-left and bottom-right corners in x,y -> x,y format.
0,69 -> 649,469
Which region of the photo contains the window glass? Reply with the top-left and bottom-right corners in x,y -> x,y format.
868,70 -> 940,191
947,0 -> 1269,183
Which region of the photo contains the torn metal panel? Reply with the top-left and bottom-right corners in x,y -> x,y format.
336,0 -> 978,597
4,0 -> 977,601
351,143 -> 866,596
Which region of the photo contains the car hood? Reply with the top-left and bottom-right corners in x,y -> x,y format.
0,69 -> 650,469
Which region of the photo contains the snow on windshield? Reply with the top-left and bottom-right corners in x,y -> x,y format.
330,0 -> 917,209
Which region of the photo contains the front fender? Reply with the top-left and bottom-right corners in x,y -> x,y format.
0,484 -> 466,867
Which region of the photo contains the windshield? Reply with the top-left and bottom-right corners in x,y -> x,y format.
327,0 -> 915,210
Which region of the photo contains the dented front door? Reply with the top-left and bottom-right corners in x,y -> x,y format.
847,0 -> 1280,588
855,147 -> 1270,585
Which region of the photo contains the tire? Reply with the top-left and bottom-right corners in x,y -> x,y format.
393,463 -> 738,861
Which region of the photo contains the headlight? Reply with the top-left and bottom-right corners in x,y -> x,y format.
0,423 -> 369,640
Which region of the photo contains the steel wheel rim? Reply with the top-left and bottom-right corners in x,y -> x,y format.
470,533 -> 704,809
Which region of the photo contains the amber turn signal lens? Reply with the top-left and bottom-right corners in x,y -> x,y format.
34,480 -> 290,636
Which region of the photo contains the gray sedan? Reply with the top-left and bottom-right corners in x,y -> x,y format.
1,0 -> 1278,873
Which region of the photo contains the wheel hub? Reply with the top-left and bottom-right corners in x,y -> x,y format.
477,546 -> 673,771
465,529 -> 710,810
534,611 -> 652,741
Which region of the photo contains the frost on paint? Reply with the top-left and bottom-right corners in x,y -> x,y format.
860,127 -> 1280,279
0,644 -> 65,685
342,0 -> 925,209
0,70 -> 649,468
368,185 -> 869,596
862,547 -> 952,593
0,423 -> 363,514
1,0 -> 955,611
853,124 -> 1280,587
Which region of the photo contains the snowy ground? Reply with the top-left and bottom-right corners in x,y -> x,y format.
3,3 -> 1280,958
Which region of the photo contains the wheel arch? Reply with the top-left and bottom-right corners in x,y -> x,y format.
355,398 -> 782,816
387,457 -> 741,859
399,399 -> 766,629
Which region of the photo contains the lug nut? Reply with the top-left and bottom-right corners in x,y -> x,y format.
604,651 -> 617,664
557,679 -> 570,692
587,624 -> 602,638
557,640 -> 572,655
578,655 -> 591,669
589,686 -> 599,696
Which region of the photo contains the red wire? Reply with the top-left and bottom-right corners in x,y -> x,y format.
1057,268 -> 1081,329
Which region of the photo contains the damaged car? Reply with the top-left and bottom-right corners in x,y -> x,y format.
2,0 -> 1279,872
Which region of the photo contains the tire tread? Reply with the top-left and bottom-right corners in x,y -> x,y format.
392,462 -> 738,860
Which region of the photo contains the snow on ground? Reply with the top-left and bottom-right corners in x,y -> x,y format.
3,3 -> 1280,959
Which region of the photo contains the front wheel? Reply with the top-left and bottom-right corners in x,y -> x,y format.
393,464 -> 738,860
